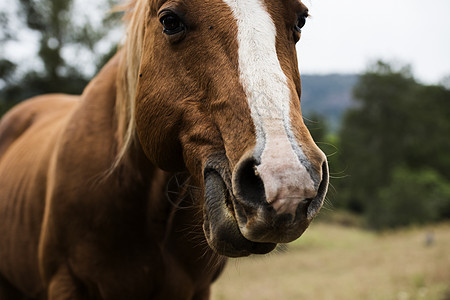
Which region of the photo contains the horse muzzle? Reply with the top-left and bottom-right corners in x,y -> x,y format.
202,152 -> 328,257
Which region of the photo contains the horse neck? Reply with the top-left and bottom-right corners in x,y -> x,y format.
86,52 -> 225,280
61,52 -> 151,233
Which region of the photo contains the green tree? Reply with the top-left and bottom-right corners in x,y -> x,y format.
367,167 -> 450,229
0,0 -> 120,103
404,84 -> 450,179
336,61 -> 450,228
337,62 -> 417,212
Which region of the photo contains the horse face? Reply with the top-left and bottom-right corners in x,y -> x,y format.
135,0 -> 328,257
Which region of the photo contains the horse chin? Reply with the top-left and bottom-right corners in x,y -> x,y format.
203,169 -> 276,257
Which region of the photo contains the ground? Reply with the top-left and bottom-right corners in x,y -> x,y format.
211,217 -> 450,300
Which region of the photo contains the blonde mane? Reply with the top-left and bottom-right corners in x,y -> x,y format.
115,0 -> 149,167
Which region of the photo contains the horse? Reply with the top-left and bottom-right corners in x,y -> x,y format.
0,0 -> 329,299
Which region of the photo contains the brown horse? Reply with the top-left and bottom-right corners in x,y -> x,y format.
0,0 -> 329,299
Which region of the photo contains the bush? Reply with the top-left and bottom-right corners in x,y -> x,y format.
367,167 -> 450,230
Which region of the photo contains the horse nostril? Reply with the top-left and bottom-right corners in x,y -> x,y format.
233,156 -> 265,207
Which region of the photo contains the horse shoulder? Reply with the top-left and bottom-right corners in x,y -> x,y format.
0,94 -> 79,158
0,94 -> 79,298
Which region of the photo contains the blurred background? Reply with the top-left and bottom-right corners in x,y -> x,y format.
0,0 -> 449,299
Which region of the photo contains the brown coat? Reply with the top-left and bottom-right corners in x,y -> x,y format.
0,55 -> 224,299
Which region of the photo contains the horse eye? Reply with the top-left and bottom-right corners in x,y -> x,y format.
160,14 -> 185,35
294,12 -> 308,32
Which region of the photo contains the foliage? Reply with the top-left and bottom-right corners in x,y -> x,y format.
367,167 -> 450,230
333,61 -> 450,229
0,0 -> 121,103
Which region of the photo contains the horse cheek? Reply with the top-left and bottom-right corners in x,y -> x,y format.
135,95 -> 185,172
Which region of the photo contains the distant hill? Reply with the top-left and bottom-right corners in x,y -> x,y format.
301,74 -> 359,131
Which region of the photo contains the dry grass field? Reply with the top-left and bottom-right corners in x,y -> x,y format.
211,219 -> 450,300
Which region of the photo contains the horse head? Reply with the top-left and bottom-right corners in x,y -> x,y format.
125,0 -> 328,257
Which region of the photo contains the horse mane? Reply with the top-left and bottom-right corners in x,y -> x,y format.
114,0 -> 153,168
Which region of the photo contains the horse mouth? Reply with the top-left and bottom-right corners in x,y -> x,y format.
202,154 -> 328,257
203,168 -> 276,257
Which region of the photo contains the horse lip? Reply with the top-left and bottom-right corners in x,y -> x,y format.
203,166 -> 276,257
231,197 -> 310,244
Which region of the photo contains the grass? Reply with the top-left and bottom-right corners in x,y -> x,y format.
211,219 -> 450,300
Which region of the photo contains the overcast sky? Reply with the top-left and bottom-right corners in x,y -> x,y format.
297,0 -> 450,84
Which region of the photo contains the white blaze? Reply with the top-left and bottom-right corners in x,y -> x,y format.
223,0 -> 317,214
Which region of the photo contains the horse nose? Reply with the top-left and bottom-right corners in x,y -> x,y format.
232,150 -> 323,218
232,155 -> 266,208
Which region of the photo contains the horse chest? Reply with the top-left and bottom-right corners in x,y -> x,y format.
56,201 -> 218,300
68,241 -> 214,300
